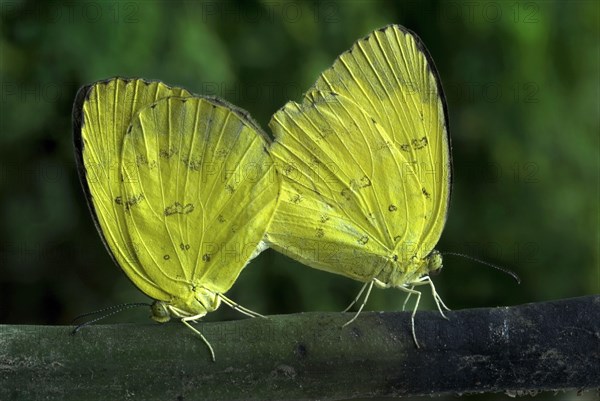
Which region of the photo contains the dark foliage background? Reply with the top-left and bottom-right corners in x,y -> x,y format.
0,1 -> 598,399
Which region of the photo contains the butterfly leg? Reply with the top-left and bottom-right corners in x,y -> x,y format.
409,276 -> 450,319
425,276 -> 451,318
219,294 -> 267,319
181,316 -> 216,362
401,286 -> 415,311
342,279 -> 375,327
342,280 -> 371,312
397,285 -> 422,348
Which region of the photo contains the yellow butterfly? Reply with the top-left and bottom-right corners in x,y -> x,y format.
265,25 -> 451,346
73,78 -> 279,360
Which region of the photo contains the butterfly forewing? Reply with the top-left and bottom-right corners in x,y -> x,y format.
309,25 -> 451,260
121,96 -> 279,298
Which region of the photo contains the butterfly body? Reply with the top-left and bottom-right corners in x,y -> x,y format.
150,286 -> 221,323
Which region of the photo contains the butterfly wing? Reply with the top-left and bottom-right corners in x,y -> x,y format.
266,25 -> 450,284
267,91 -> 426,282
309,25 -> 451,260
120,96 -> 279,304
73,78 -> 191,301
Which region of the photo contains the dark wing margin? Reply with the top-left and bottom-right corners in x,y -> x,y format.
71,81 -> 124,270
393,24 -> 453,210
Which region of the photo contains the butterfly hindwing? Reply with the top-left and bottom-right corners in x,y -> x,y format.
73,78 -> 191,301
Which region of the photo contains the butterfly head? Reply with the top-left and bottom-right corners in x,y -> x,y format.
426,249 -> 443,276
150,287 -> 221,323
151,300 -> 172,323
386,249 -> 443,287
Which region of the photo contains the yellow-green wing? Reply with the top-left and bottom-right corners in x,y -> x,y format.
308,25 -> 451,259
266,25 -> 450,283
267,91 -> 426,282
120,96 -> 279,304
73,78 -> 191,301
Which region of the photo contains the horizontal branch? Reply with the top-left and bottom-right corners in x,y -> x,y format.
1,295 -> 598,400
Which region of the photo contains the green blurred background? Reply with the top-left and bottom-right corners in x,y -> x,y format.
0,0 -> 598,399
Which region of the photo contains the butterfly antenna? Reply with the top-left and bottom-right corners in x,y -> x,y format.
442,252 -> 521,284
71,302 -> 150,334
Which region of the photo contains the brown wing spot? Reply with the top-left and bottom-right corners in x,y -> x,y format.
350,175 -> 372,191
341,188 -> 352,201
182,156 -> 202,171
389,204 -> 397,212
399,144 -> 410,152
282,163 -> 295,175
358,235 -> 369,245
290,193 -> 303,204
163,254 -> 170,260
225,184 -> 235,194
136,154 -> 148,166
394,235 -> 401,242
164,204 -> 177,216
422,187 -> 431,199
159,146 -> 178,159
125,194 -> 145,210
217,214 -> 226,223
411,136 -> 428,150
392,254 -> 398,262
179,243 -> 190,251
164,202 -> 195,216
115,196 -> 123,205
316,228 -> 324,238
202,254 -> 211,262
320,215 -> 330,224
